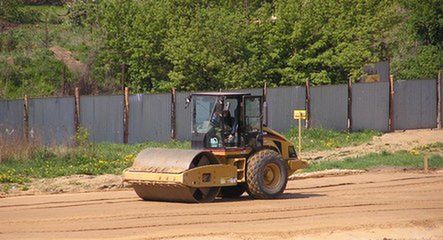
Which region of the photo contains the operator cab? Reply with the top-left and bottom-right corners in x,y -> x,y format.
188,92 -> 263,149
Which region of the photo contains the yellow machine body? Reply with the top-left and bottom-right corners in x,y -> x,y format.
123,127 -> 308,202
122,92 -> 308,202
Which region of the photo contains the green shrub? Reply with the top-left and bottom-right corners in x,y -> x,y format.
0,0 -> 41,24
67,0 -> 99,27
74,126 -> 90,147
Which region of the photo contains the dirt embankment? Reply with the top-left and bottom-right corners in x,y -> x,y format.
49,45 -> 87,74
1,171 -> 442,240
302,129 -> 443,161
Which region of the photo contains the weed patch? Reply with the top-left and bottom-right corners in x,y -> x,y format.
285,128 -> 380,152
305,151 -> 443,172
0,140 -> 190,183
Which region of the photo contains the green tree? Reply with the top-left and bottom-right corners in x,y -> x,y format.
390,0 -> 442,79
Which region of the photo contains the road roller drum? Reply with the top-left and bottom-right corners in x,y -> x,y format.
123,148 -> 237,202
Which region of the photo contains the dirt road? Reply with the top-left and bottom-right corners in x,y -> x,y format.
1,171 -> 442,240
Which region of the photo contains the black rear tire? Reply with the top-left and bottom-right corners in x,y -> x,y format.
218,184 -> 246,198
246,149 -> 288,199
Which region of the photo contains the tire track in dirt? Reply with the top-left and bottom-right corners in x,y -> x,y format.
336,188 -> 443,197
0,202 -> 384,224
3,196 -> 441,225
145,218 -> 443,240
0,196 -> 135,209
287,174 -> 442,191
287,178 -> 443,193
7,206 -> 442,234
5,174 -> 439,211
2,177 -> 441,224
2,172 -> 442,239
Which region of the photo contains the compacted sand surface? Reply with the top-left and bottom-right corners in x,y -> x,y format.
1,171 -> 442,240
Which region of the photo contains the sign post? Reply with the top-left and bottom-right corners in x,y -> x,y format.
293,110 -> 307,154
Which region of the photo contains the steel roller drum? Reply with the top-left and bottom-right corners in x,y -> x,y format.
128,148 -> 220,203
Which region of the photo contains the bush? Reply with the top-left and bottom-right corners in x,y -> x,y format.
0,47 -> 70,99
0,0 -> 41,24
67,0 -> 99,27
391,45 -> 443,79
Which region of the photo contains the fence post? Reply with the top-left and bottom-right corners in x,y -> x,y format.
388,75 -> 395,132
74,87 -> 80,145
437,70 -> 442,129
263,82 -> 268,126
171,88 -> 177,140
305,79 -> 311,128
123,87 -> 129,144
23,95 -> 29,142
347,77 -> 353,132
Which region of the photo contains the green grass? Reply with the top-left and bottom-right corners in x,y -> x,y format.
0,128 -> 438,185
0,140 -> 190,184
2,4 -> 66,24
285,127 -> 380,152
305,151 -> 443,172
0,128 -> 381,184
22,5 -> 67,16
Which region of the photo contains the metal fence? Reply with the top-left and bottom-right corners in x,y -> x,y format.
129,93 -> 171,143
393,80 -> 437,130
29,97 -> 75,145
267,86 -> 306,132
0,99 -> 23,139
0,79 -> 440,145
352,82 -> 390,132
310,84 -> 348,130
80,95 -> 124,143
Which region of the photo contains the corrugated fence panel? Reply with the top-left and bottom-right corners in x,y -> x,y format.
0,99 -> 24,139
29,97 -> 75,145
352,82 -> 389,132
80,95 -> 123,143
311,84 -> 348,130
235,88 -> 263,96
267,86 -> 306,133
176,92 -> 192,141
394,80 -> 437,130
129,93 -> 171,143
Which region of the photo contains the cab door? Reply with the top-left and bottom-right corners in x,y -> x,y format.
242,96 -> 263,147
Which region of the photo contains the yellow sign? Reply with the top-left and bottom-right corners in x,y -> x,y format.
293,110 -> 307,120
293,109 -> 306,154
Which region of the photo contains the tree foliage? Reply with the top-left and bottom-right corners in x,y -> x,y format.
390,0 -> 442,79
91,0 -> 413,92
0,0 -> 41,23
0,0 -> 442,98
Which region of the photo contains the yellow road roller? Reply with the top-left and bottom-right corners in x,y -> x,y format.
123,92 -> 308,202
